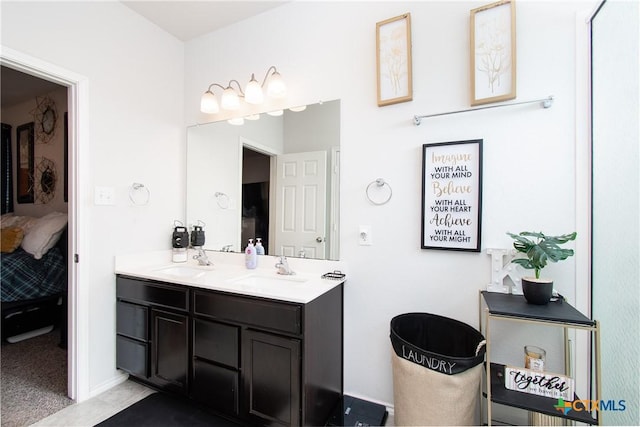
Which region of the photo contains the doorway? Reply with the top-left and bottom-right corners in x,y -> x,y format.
1,48 -> 88,403
241,147 -> 270,253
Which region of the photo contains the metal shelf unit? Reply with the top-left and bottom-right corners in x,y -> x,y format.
479,291 -> 601,425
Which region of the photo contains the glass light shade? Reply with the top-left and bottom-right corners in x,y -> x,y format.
244,75 -> 264,105
200,90 -> 219,114
266,71 -> 286,98
289,105 -> 307,112
267,110 -> 283,117
221,87 -> 240,110
228,117 -> 244,125
245,114 -> 261,121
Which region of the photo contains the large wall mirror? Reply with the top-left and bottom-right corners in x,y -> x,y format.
186,99 -> 340,260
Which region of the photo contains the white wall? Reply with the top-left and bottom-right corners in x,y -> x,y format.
185,0 -> 596,409
0,0 -> 604,414
1,2 -> 184,395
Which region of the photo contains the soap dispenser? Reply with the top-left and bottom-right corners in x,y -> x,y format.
172,225 -> 189,263
255,237 -> 265,255
245,239 -> 257,269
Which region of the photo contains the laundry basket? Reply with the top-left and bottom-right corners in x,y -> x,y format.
390,313 -> 486,426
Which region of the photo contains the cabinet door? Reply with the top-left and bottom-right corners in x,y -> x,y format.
150,308 -> 188,394
242,330 -> 301,426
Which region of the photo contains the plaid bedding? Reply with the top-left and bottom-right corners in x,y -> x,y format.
1,246 -> 66,302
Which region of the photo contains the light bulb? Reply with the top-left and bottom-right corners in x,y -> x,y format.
221,87 -> 240,110
200,90 -> 219,114
266,71 -> 286,98
245,114 -> 260,121
244,74 -> 264,105
267,110 -> 283,117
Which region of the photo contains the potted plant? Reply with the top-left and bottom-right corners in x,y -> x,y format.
506,231 -> 577,305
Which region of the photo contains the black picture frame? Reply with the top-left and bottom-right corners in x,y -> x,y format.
421,139 -> 483,251
64,112 -> 68,202
16,122 -> 35,204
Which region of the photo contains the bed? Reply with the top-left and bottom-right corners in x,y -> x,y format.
1,212 -> 68,346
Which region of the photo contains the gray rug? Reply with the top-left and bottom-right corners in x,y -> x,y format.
1,329 -> 72,427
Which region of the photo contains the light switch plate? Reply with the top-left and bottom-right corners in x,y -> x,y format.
359,225 -> 372,246
94,186 -> 115,205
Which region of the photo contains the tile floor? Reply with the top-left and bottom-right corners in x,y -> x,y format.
31,380 -> 155,426
31,380 -> 394,426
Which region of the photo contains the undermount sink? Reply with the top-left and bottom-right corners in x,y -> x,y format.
153,265 -> 211,279
230,273 -> 308,288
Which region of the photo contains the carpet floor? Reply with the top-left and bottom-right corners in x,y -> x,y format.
1,329 -> 72,427
96,392 -> 245,427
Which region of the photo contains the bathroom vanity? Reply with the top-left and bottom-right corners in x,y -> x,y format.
115,251 -> 345,426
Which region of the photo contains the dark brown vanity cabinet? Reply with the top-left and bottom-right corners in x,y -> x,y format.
116,274 -> 343,427
116,276 -> 189,395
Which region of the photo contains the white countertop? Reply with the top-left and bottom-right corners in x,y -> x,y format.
114,250 -> 346,304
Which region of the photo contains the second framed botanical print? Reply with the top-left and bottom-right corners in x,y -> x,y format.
470,0 -> 516,106
376,13 -> 413,106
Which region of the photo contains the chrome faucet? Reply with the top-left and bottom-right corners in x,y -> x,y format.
221,244 -> 233,252
275,256 -> 295,275
193,247 -> 212,266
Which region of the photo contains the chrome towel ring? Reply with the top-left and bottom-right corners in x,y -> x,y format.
366,178 -> 392,205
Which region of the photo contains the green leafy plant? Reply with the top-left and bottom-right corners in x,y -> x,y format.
507,231 -> 577,279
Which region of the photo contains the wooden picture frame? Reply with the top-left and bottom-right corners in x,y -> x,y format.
470,0 -> 516,106
421,139 -> 483,252
376,13 -> 413,106
16,122 -> 34,204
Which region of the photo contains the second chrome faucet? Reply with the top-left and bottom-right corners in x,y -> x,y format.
275,256 -> 295,275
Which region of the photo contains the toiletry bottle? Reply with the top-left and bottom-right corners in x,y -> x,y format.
255,237 -> 265,255
245,239 -> 257,269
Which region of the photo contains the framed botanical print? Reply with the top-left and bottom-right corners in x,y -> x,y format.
376,13 -> 413,106
470,1 -> 516,106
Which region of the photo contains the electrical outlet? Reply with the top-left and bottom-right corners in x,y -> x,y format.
94,186 -> 115,205
359,225 -> 373,246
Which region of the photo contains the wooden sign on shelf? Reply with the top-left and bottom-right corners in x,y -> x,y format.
504,366 -> 574,400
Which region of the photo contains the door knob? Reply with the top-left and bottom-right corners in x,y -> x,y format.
316,237 -> 325,243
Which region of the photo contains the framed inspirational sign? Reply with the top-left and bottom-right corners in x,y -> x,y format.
421,139 -> 483,251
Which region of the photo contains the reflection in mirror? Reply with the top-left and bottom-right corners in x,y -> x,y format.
187,100 -> 340,260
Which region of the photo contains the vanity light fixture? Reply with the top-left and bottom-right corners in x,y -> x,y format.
201,66 -> 286,114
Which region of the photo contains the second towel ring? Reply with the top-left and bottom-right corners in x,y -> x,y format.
214,192 -> 230,209
366,178 -> 392,205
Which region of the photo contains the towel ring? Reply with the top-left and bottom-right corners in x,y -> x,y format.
366,178 -> 392,205
129,182 -> 150,205
214,192 -> 230,209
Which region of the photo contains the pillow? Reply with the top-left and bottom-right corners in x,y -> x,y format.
1,226 -> 25,253
21,212 -> 68,259
1,214 -> 38,233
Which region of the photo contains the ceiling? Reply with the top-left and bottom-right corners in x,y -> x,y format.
1,67 -> 65,109
120,1 -> 288,41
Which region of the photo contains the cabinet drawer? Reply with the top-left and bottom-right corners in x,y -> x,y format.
194,291 -> 301,335
117,335 -> 148,378
117,301 -> 148,340
194,319 -> 239,368
192,360 -> 239,415
117,276 -> 188,311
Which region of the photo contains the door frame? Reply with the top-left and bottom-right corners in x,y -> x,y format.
1,46 -> 91,402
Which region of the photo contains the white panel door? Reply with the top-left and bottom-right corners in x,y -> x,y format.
274,151 -> 327,259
